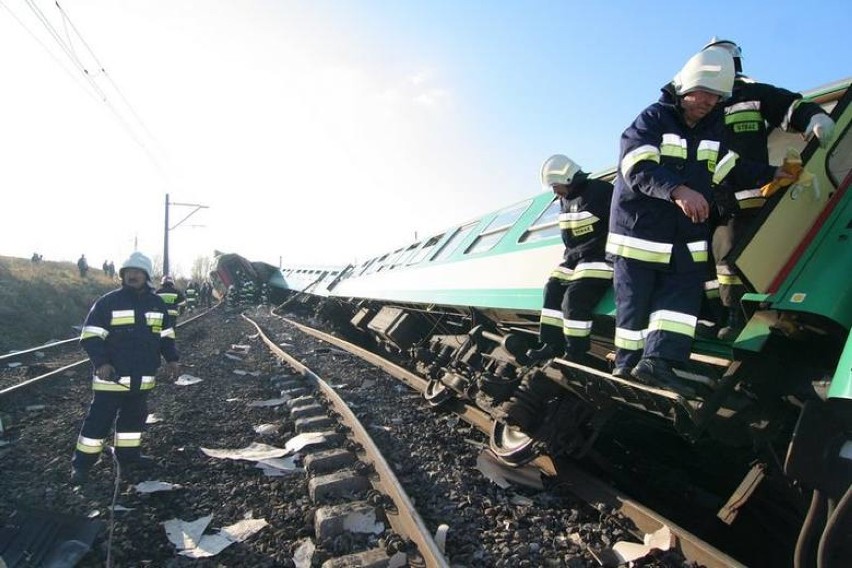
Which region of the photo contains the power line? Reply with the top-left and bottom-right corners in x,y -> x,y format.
8,0 -> 171,178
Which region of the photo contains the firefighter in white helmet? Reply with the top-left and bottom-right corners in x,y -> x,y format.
72,252 -> 180,486
605,47 -> 791,395
499,155 -> 614,432
702,38 -> 837,340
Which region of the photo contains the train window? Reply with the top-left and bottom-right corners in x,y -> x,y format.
431,223 -> 477,262
519,197 -> 561,243
827,121 -> 852,189
367,254 -> 389,274
392,243 -> 421,268
409,234 -> 443,265
357,258 -> 376,276
465,200 -> 531,254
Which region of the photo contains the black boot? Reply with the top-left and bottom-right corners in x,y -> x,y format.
525,344 -> 556,363
717,305 -> 745,341
498,372 -> 560,432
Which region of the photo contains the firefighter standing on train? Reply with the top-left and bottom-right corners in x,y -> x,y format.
71,252 -> 179,486
606,47 -> 791,394
526,155 -> 613,363
705,38 -> 836,340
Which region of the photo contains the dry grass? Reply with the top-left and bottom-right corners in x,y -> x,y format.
0,255 -> 117,352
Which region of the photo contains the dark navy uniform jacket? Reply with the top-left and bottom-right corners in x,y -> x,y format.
606,87 -> 776,272
80,285 -> 178,391
559,177 -> 613,267
720,76 -> 826,212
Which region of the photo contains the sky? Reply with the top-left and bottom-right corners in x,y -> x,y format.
1,0 -> 849,277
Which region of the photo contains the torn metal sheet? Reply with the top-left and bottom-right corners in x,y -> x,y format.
0,509 -> 103,567
476,450 -> 544,490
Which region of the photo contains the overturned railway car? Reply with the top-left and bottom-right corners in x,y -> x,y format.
269,80 -> 852,564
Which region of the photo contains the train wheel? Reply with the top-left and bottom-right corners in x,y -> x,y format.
489,420 -> 538,466
424,377 -> 453,407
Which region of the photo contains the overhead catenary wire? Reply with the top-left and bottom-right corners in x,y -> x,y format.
10,0 -> 171,179
0,0 -> 101,105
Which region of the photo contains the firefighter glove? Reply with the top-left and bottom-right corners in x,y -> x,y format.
805,114 -> 835,147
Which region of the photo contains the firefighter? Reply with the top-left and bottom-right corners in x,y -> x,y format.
71,252 -> 179,485
606,47 -> 788,394
705,38 -> 836,340
184,281 -> 199,311
156,275 -> 186,319
500,155 -> 613,433
526,155 -> 613,363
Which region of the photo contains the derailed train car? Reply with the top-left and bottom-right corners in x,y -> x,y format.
268,80 -> 852,563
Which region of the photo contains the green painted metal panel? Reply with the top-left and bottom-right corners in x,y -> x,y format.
772,194 -> 852,328
828,331 -> 852,400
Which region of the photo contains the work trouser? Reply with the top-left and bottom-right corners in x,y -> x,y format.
712,215 -> 757,308
72,390 -> 148,471
613,257 -> 704,370
537,261 -> 612,357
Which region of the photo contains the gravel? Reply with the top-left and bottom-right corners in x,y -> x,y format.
0,307 -> 692,567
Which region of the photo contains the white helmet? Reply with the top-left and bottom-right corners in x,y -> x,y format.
703,37 -> 743,73
119,252 -> 153,280
541,154 -> 582,187
672,46 -> 735,98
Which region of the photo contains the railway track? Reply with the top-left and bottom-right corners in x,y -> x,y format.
271,311 -> 745,568
2,304 -> 751,566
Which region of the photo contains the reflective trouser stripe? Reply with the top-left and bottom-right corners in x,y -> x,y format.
647,309 -> 697,338
76,435 -> 105,454
115,432 -> 142,447
615,328 -> 645,350
539,308 -> 563,329
563,319 -> 592,338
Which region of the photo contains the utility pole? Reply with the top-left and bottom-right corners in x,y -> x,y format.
163,193 -> 209,276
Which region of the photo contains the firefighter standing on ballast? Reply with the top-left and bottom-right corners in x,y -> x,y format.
71,252 -> 179,486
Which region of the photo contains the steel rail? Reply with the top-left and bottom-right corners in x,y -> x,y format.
0,338 -> 77,363
0,304 -> 219,397
281,316 -> 745,568
243,314 -> 450,568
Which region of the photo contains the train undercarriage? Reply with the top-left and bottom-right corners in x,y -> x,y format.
277,293 -> 851,566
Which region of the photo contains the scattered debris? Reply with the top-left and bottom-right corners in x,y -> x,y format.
145,414 -> 162,424
475,450 -> 543,490
134,481 -> 182,493
434,524 -> 449,553
164,516 -> 268,558
175,374 -> 203,386
247,397 -> 289,408
201,442 -> 289,462
293,538 -> 315,568
253,423 -> 279,435
611,525 -> 674,564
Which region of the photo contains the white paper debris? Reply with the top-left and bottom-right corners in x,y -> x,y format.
175,374 -> 203,386
224,353 -> 243,361
248,397 -> 289,407
7,362 -> 22,369
201,442 -> 289,461
612,525 -> 674,563
164,515 -> 213,550
176,518 -> 268,558
134,481 -> 182,493
256,455 -> 301,476
434,524 -> 449,553
284,432 -> 326,453
145,414 -> 162,424
254,423 -> 279,435
111,504 -> 134,512
293,538 -> 315,568
233,369 -> 248,376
